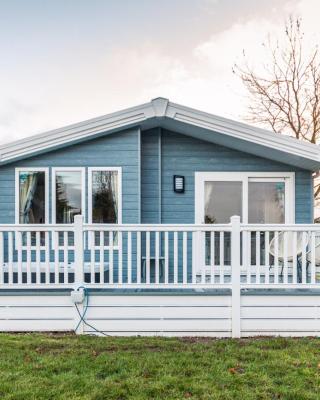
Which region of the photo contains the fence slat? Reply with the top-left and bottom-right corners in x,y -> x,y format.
118,231 -> 123,284
136,231 -> 141,284
192,232 -> 196,284
310,232 -> 316,284
274,232 -> 279,284
155,231 -> 160,284
45,231 -> 50,284
127,231 -> 131,284
54,231 -> 59,284
301,231 -> 307,284
246,231 -> 251,284
17,231 -> 22,285
146,231 -> 150,284
109,231 -> 114,284
283,231 -> 288,284
183,231 -> 187,284
210,231 -> 215,284
265,231 -> 270,285
256,232 -> 260,284
174,231 -> 178,284
219,232 -> 224,284
26,231 -> 31,285
90,231 -> 95,284
8,232 -> 13,284
0,232 -> 3,285
292,231 -> 297,284
165,231 -> 169,284
99,231 -> 104,284
63,231 -> 68,284
36,231 -> 41,284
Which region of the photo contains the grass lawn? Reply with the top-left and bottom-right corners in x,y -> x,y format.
0,334 -> 319,399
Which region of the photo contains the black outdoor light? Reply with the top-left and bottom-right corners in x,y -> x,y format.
173,175 -> 185,193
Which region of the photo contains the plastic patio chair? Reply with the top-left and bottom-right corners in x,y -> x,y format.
269,232 -> 320,282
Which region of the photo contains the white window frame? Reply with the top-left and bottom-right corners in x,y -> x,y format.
195,171 -> 295,224
15,167 -> 49,225
88,167 -> 122,224
52,167 -> 86,224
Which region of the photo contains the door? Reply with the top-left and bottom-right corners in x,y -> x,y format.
195,172 -> 295,269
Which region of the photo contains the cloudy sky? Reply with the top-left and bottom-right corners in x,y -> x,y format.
0,0 -> 319,144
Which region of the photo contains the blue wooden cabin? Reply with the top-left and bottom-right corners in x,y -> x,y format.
0,98 -> 320,337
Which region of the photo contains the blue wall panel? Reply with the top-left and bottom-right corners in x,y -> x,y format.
160,129 -> 313,224
0,128 -> 140,224
141,128 -> 160,223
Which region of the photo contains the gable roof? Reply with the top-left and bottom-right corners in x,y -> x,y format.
0,97 -> 319,170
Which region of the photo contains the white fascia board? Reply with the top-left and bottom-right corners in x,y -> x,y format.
166,101 -> 320,163
0,97 -> 319,169
0,101 -> 156,163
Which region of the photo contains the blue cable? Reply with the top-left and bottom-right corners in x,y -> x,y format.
74,286 -> 109,336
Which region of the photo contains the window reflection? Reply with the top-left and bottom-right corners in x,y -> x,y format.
19,171 -> 45,224
248,182 -> 285,223
56,171 -> 82,223
92,171 -> 118,223
205,181 -> 242,223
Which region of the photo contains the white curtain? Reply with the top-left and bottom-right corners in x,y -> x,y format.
110,172 -> 118,222
19,173 -> 38,223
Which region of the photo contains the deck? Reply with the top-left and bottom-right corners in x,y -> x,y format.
0,215 -> 320,337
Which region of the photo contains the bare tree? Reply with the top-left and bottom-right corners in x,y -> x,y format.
233,17 -> 320,208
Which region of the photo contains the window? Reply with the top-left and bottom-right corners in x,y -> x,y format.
205,181 -> 242,223
88,168 -> 122,247
88,168 -> 122,224
52,168 -> 85,224
196,172 -> 294,268
195,172 -> 294,224
15,168 -> 48,224
89,168 -> 121,224
248,180 -> 285,224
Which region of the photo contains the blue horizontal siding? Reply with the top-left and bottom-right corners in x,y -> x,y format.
141,128 -> 160,223
160,129 -> 313,224
0,128 -> 140,224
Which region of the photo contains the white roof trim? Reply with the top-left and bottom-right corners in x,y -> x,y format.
0,97 -> 319,170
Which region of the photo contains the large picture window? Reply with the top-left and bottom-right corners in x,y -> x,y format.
52,168 -> 85,224
15,168 -> 48,224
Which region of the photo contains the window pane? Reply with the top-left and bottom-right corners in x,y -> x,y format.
56,171 -> 82,223
92,171 -> 118,223
248,182 -> 285,223
19,171 -> 45,224
204,181 -> 242,223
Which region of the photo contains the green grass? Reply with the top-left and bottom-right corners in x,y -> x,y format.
0,334 -> 319,399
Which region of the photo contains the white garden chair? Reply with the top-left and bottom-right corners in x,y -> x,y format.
269,232 -> 320,282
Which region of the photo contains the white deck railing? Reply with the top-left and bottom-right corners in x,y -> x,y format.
0,215 -> 320,289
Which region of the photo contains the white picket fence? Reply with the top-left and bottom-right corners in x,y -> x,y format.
0,215 -> 320,289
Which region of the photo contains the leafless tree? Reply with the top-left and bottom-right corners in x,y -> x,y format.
233,17 -> 320,209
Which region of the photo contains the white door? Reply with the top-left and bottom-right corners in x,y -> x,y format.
195,172 -> 294,224
194,172 -> 295,269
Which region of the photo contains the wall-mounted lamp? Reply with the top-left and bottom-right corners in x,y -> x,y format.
173,175 -> 185,193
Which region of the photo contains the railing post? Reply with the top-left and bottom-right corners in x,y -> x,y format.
231,215 -> 241,338
74,215 -> 84,286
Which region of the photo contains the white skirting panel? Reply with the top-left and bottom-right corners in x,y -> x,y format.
0,293 -> 319,337
0,295 -> 76,332
83,295 -> 232,337
241,295 -> 320,337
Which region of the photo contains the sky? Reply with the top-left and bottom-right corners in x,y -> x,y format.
0,0 -> 319,145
